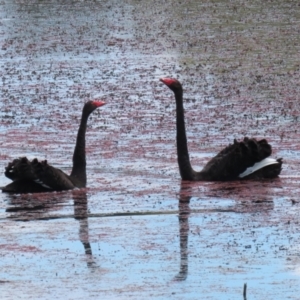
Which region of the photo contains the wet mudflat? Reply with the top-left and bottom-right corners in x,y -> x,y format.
1,0 -> 300,299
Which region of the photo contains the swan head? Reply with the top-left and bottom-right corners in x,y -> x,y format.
83,100 -> 106,115
160,78 -> 182,92
91,100 -> 106,108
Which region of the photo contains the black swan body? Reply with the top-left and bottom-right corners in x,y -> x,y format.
1,100 -> 105,193
160,78 -> 282,181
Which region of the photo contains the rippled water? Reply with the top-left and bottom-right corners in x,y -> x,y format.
0,1 -> 300,299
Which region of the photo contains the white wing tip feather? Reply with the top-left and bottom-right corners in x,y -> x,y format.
34,179 -> 52,189
239,158 -> 279,178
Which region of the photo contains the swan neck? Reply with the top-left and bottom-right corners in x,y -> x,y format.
175,90 -> 195,180
70,111 -> 89,186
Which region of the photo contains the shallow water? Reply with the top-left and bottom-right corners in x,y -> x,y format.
1,0 -> 300,299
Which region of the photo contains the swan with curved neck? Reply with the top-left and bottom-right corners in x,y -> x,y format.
160,77 -> 282,181
1,100 -> 105,193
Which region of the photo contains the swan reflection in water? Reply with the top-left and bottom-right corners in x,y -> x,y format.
173,181 -> 191,281
72,189 -> 97,269
5,189 -> 97,269
173,179 -> 278,281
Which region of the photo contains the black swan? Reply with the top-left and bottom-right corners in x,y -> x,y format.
160,78 -> 282,181
1,100 -> 105,193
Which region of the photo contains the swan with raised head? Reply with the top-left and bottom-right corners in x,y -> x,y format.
160,77 -> 282,181
1,100 -> 105,193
